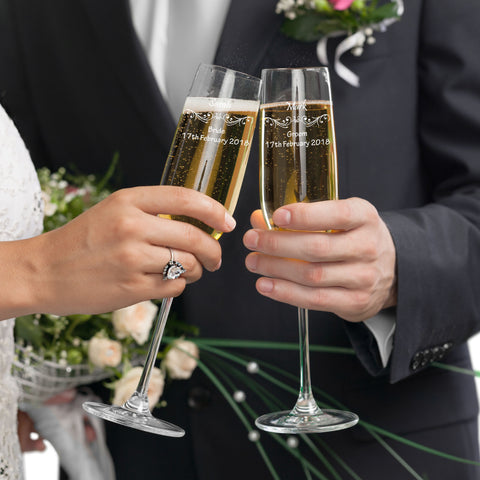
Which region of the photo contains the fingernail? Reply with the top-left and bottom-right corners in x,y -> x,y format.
225,212 -> 236,231
214,258 -> 222,271
273,208 -> 291,227
243,230 -> 259,249
245,254 -> 258,271
257,278 -> 274,293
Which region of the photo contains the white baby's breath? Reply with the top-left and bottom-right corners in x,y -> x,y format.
41,192 -> 57,216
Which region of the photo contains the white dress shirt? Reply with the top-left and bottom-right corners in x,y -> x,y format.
129,0 -> 231,120
128,0 -> 396,368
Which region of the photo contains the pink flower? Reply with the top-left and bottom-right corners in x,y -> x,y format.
328,0 -> 354,10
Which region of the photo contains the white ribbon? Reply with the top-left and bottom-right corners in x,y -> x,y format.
315,0 -> 404,87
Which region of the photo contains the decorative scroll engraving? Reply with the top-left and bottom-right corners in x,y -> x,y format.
263,114 -> 329,128
224,114 -> 252,126
301,114 -> 330,127
184,109 -> 212,124
263,116 -> 292,128
184,109 -> 251,126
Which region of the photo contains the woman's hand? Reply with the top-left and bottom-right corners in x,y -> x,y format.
243,198 -> 396,323
2,186 -> 235,319
17,410 -> 46,453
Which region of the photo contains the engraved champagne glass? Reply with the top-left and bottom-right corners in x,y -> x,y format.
83,64 -> 261,436
255,67 -> 359,433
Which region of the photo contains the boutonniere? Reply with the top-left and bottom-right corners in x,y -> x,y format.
276,0 -> 404,87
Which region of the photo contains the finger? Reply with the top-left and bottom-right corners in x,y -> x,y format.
245,253 -> 375,289
253,277 -> 369,321
244,228 -> 365,263
138,245 -> 203,282
250,210 -> 269,230
114,186 -> 236,233
146,216 -> 222,271
144,272 -> 188,299
28,437 -> 46,452
17,410 -> 47,453
272,197 -> 378,232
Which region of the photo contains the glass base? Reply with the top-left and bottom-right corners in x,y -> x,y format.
255,408 -> 359,434
82,401 -> 185,437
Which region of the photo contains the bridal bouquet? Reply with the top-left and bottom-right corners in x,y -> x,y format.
12,163 -> 199,407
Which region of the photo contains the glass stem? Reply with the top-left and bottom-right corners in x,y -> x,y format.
292,307 -> 322,416
124,297 -> 173,414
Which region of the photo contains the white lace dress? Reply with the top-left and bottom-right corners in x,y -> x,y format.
0,104 -> 43,478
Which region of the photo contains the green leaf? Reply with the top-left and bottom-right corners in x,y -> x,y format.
370,3 -> 400,22
67,314 -> 92,322
281,13 -> 328,42
96,152 -> 119,193
68,196 -> 86,217
66,348 -> 84,365
14,316 -> 44,349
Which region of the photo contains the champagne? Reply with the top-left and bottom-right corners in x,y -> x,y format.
260,100 -> 338,228
161,96 -> 259,239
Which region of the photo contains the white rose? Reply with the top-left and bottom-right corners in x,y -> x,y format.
112,366 -> 164,410
112,300 -> 158,345
88,337 -> 122,368
41,191 -> 57,216
164,339 -> 199,380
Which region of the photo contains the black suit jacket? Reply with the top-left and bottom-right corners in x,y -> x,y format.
1,0 -> 480,478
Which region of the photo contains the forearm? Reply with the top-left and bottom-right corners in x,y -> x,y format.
384,204 -> 480,382
386,0 -> 480,381
1,187 -> 235,320
0,236 -> 44,320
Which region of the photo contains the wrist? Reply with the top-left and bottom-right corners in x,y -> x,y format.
383,278 -> 397,309
0,234 -> 51,320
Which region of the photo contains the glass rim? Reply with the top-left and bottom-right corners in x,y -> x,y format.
261,66 -> 329,73
197,63 -> 262,84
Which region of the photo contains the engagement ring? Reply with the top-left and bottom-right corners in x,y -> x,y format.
163,248 -> 186,280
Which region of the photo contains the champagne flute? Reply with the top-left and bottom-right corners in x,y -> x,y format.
255,67 -> 359,433
83,64 -> 261,436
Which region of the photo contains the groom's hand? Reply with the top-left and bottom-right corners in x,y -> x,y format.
243,197 -> 397,323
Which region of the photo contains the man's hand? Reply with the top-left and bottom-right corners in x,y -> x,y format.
243,198 -> 397,322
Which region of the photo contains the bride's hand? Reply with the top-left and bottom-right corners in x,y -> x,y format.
17,410 -> 46,452
3,186 -> 235,319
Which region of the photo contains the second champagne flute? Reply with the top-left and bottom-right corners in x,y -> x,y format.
83,64 -> 261,436
255,67 -> 359,434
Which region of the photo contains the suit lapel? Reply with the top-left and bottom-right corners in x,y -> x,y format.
79,0 -> 176,148
79,0 -> 281,148
214,0 -> 281,76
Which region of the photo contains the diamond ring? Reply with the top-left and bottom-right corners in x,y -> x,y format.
163,248 -> 186,280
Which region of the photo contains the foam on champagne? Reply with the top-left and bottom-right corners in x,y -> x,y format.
183,96 -> 260,114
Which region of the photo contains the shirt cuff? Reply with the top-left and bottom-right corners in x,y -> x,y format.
364,310 -> 397,368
